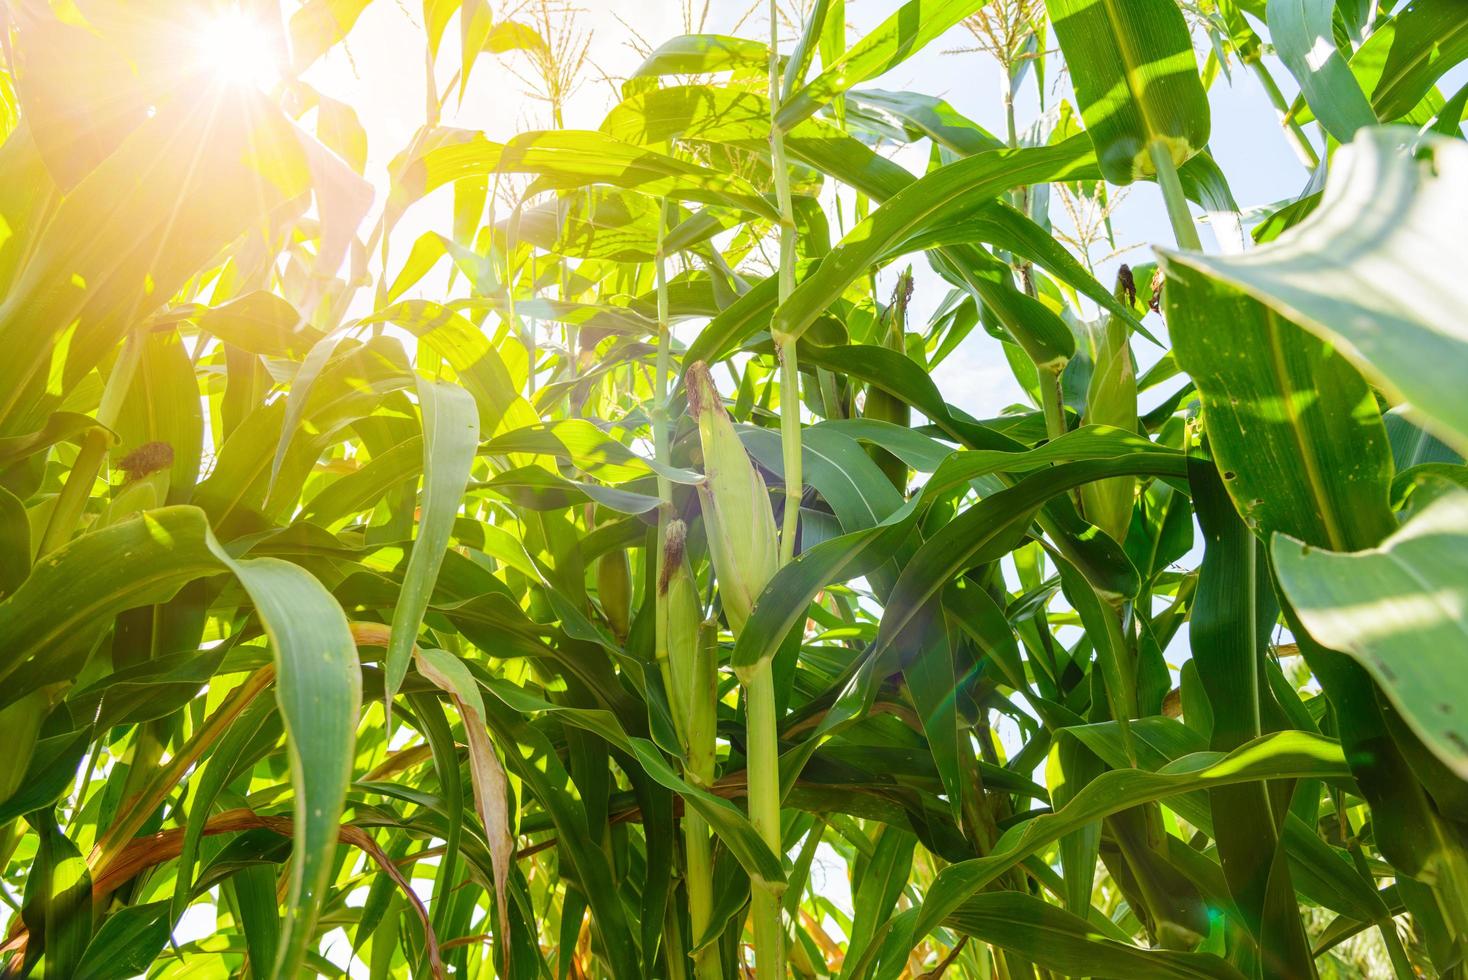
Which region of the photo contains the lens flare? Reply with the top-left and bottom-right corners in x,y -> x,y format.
195,9 -> 280,87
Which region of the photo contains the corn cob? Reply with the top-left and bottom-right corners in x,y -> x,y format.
597,546 -> 632,643
863,269 -> 914,493
658,523 -> 721,979
658,520 -> 703,737
1080,265 -> 1140,542
686,361 -> 779,639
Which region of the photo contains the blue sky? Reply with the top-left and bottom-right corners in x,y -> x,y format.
308,0 -> 1332,421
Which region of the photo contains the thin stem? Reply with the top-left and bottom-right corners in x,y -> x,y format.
1003,82 -> 1028,217
770,3 -> 802,567
742,660 -> 787,980
527,251 -> 539,396
777,342 -> 802,562
654,201 -> 673,510
652,196 -> 679,793
1148,140 -> 1204,252
1004,85 -> 1018,148
1037,364 -> 1078,514
39,428 -> 110,556
1343,821 -> 1414,980
1248,59 -> 1321,171
1038,365 -> 1069,445
742,7 -> 797,976
684,622 -> 721,980
653,187 -> 720,980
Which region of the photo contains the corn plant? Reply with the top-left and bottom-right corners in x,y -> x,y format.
1,0 -> 1467,977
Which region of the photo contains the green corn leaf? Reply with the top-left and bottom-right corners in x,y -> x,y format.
741,425 -> 904,532
902,620 -> 967,822
1160,129 -> 1468,454
1274,486 -> 1468,780
732,430 -> 1181,674
0,485 -> 30,597
269,331 -> 348,496
202,545 -> 361,980
384,378 -> 480,705
1059,718 -> 1388,925
1290,0 -> 1468,125
415,648 -> 515,973
908,732 -> 1350,954
366,302 -> 529,433
840,826 -> 917,978
843,88 -> 1004,156
0,507 -> 221,697
1368,0 -> 1468,120
289,0 -> 372,72
777,0 -> 993,128
501,130 -> 780,220
1268,0 -> 1377,141
1164,208 -> 1465,893
0,83 -> 308,436
1048,0 -> 1211,184
1162,263 -> 1395,555
171,695 -> 281,929
74,902 -> 172,980
870,455 -> 1183,673
469,667 -> 785,887
769,136 -> 1098,346
940,892 -> 1246,980
633,34 -> 770,77
114,330 -> 203,500
1188,455 -> 1313,973
22,811 -> 92,979
194,293 -> 319,359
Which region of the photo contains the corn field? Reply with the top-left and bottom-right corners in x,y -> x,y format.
0,0 -> 1466,977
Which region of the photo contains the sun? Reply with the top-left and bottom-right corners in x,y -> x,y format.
194,8 -> 281,88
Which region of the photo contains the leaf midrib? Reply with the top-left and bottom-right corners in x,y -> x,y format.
1097,0 -> 1168,145
1376,13 -> 1468,109
1263,309 -> 1350,552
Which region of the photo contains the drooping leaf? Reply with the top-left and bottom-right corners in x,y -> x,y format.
1274,486 -> 1468,780
1160,129 -> 1468,454
771,137 -> 1098,346
415,647 -> 516,973
202,545 -> 361,980
385,379 -> 480,704
908,733 -> 1350,952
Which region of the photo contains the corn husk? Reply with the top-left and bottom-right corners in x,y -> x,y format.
686,361 -> 779,636
1080,266 -> 1140,542
864,268 -> 913,493
659,519 -> 703,736
597,546 -> 632,643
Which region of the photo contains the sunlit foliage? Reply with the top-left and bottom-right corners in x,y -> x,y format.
0,1 -> 1466,978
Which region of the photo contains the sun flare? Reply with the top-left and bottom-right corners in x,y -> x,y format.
1,0 -> 1463,977
194,9 -> 280,88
